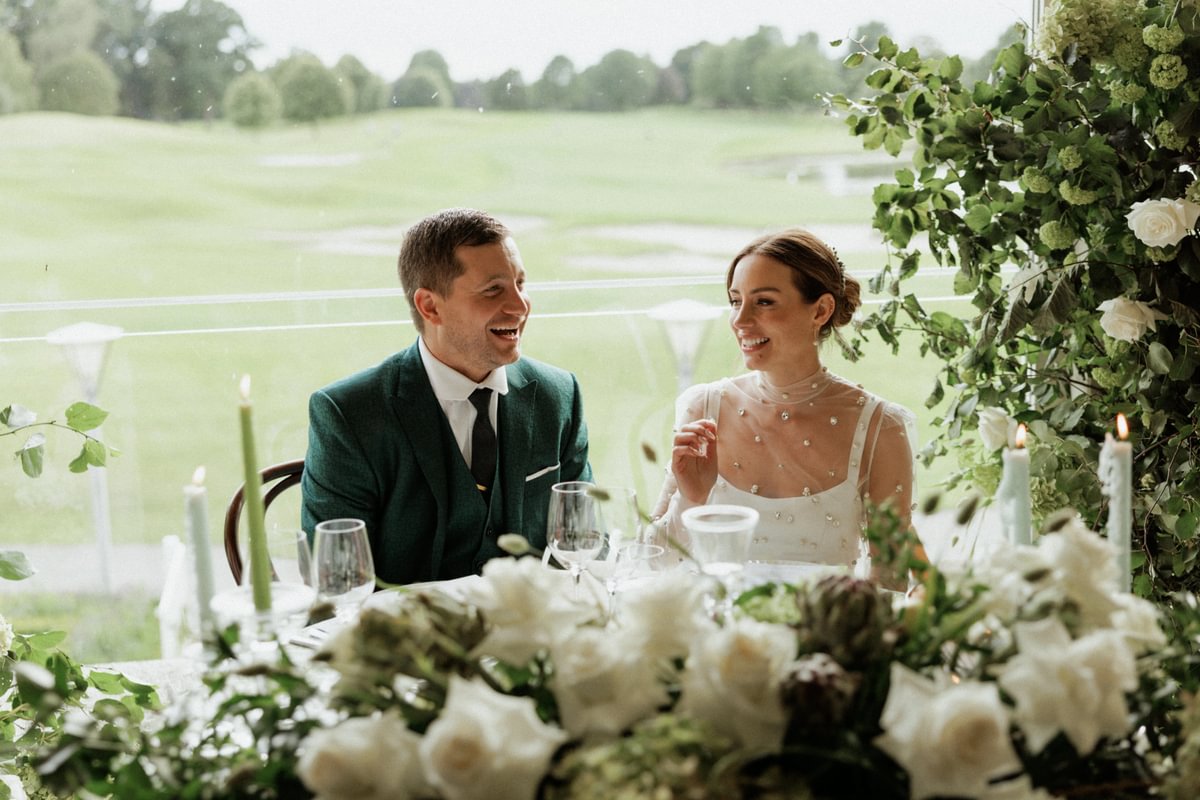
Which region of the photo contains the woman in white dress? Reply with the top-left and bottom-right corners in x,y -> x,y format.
651,228 -> 921,580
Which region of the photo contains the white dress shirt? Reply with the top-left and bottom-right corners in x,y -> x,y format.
418,337 -> 509,469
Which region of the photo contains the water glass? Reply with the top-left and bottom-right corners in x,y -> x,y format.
546,481 -> 606,587
314,518 -> 376,619
681,504 -> 759,619
605,542 -> 664,621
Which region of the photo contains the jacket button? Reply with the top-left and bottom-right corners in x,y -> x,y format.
486,527 -> 495,538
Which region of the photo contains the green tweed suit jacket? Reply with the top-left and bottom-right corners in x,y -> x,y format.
301,342 -> 592,585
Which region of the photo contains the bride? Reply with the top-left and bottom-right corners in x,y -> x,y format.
650,228 -> 921,581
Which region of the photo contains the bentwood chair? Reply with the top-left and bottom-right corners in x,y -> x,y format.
223,459 -> 305,585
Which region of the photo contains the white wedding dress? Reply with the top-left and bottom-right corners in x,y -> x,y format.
651,368 -> 916,572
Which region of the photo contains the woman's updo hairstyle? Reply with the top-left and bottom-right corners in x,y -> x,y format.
726,228 -> 861,340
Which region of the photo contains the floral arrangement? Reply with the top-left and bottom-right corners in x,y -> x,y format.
826,0 -> 1200,600
12,520 -> 1200,799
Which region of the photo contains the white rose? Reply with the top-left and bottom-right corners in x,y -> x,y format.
0,613 -> 13,654
1109,592 -> 1168,653
974,543 -> 1055,620
999,617 -> 1137,755
1126,197 -> 1200,247
875,664 -> 1020,800
1037,521 -> 1121,629
678,619 -> 795,752
977,407 -> 1018,452
1097,297 -> 1169,343
420,676 -> 566,800
548,626 -> 669,738
297,712 -> 429,800
616,568 -> 716,661
464,557 -> 596,664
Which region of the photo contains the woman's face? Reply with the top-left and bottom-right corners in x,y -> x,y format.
727,253 -> 831,378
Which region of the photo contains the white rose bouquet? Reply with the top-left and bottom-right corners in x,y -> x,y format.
27,513 -> 1200,800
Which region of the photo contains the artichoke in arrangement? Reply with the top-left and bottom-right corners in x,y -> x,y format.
794,575 -> 897,670
781,652 -> 861,730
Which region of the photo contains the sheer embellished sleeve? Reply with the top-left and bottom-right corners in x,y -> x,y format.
648,381 -> 719,550
860,400 -> 917,526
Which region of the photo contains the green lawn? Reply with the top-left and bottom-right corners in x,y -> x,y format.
2,107 -> 961,567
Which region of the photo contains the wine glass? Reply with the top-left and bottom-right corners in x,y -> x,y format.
313,518 -> 376,620
605,542 -> 664,621
595,486 -> 642,552
680,504 -> 759,620
546,481 -> 606,590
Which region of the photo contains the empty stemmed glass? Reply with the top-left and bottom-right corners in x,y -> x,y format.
681,504 -> 759,621
605,542 -> 665,621
546,481 -> 607,592
313,518 -> 375,621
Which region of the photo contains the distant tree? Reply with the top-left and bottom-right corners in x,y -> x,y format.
143,0 -> 255,120
405,48 -> 453,102
666,43 -> 706,103
453,78 -> 483,109
274,54 -> 347,122
575,48 -> 656,111
726,25 -> 784,107
390,67 -> 451,108
530,54 -> 574,109
752,33 -> 841,109
92,0 -> 154,117
0,29 -> 36,112
654,64 -> 687,105
38,49 -> 118,113
483,67 -> 526,110
25,0 -> 99,72
223,70 -> 280,128
334,53 -> 386,113
691,42 -> 731,107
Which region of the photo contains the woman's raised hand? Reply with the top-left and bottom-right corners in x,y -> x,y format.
671,418 -> 719,505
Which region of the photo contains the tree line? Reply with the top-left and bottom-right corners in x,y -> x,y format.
0,0 -> 1020,125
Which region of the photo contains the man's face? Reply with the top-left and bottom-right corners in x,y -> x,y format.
418,237 -> 531,382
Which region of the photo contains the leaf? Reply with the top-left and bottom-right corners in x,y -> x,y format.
19,438 -> 44,478
65,402 -> 108,432
2,404 -> 36,429
1178,512 -> 1198,541
1148,342 -> 1174,375
0,550 -> 35,581
843,51 -> 864,68
964,204 -> 992,233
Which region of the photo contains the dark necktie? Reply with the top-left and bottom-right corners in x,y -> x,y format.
468,388 -> 496,494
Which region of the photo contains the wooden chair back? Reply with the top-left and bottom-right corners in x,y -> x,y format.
223,459 -> 305,585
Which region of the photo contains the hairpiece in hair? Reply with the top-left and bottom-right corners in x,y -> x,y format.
829,245 -> 848,293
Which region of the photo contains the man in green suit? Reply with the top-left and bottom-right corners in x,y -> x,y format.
302,208 -> 592,584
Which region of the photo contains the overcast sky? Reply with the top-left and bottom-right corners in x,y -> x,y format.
156,0 -> 1033,82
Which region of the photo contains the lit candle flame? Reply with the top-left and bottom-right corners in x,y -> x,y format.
1116,413 -> 1129,440
239,374 -> 251,401
192,466 -> 206,486
1014,423 -> 1027,449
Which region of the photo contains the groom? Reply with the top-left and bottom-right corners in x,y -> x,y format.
301,208 -> 592,584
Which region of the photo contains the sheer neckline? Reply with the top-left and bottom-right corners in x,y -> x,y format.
752,367 -> 834,405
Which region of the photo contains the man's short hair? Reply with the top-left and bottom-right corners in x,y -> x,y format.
398,208 -> 510,332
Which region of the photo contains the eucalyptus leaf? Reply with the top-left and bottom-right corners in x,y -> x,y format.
1148,343 -> 1174,375
19,439 -> 44,478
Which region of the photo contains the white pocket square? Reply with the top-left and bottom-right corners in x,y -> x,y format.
525,463 -> 560,482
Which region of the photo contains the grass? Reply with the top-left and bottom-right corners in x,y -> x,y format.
2,106 -> 968,656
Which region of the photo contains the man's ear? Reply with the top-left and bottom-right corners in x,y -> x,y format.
414,288 -> 441,327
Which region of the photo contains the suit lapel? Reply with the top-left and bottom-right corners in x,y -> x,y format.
390,343 -> 451,574
499,365 -> 537,528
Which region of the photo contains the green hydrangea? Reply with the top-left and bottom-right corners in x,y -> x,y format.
1058,145 -> 1084,170
1109,80 -> 1147,104
1155,120 -> 1189,150
1143,24 -> 1185,52
1186,180 -> 1200,204
1113,34 -> 1151,70
1059,180 -> 1099,205
1036,0 -> 1117,58
1021,166 -> 1054,193
1148,245 -> 1177,263
1039,220 -> 1077,250
1150,54 -> 1188,90
1091,366 -> 1125,390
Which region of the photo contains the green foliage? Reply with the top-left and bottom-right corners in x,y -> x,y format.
0,29 -> 35,113
390,67 -> 452,108
2,402 -> 112,478
334,53 -> 387,113
827,0 -> 1200,600
223,70 -> 281,128
574,49 -> 658,111
483,67 -> 528,110
36,50 -> 118,115
530,54 -> 576,109
274,54 -> 347,123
